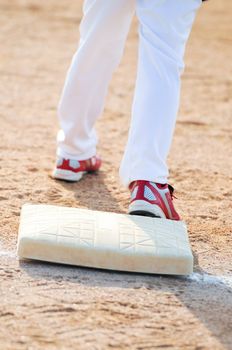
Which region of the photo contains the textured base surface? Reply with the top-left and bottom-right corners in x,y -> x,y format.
17,204 -> 193,275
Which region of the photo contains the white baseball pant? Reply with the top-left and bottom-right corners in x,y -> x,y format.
57,0 -> 202,188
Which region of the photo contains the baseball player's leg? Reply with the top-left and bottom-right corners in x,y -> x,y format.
57,0 -> 135,161
120,0 -> 202,187
120,0 -> 202,218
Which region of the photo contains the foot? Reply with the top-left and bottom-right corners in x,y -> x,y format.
128,180 -> 181,220
52,155 -> 102,182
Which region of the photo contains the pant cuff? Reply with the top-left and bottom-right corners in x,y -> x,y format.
120,175 -> 168,189
56,147 -> 97,161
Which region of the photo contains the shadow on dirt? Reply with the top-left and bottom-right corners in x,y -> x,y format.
20,255 -> 231,349
54,170 -> 125,214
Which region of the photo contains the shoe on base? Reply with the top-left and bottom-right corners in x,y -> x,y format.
128,180 -> 180,221
52,155 -> 102,182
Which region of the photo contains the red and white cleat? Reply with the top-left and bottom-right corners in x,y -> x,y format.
52,155 -> 102,182
128,180 -> 181,221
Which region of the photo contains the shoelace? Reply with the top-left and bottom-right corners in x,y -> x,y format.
168,184 -> 178,200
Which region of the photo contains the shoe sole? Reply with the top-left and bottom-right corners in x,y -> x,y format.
128,200 -> 166,219
52,169 -> 87,182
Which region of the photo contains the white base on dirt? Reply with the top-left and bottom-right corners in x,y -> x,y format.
17,204 -> 193,275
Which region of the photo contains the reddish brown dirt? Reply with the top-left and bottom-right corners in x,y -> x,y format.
0,1 -> 231,349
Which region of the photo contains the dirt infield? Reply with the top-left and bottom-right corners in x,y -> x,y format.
0,1 -> 231,349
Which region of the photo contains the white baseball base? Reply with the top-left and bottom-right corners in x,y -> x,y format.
17,204 -> 193,275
